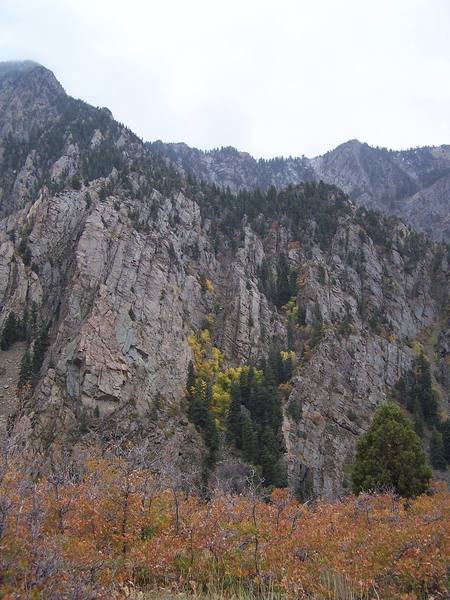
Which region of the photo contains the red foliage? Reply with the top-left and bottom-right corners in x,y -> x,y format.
0,451 -> 448,598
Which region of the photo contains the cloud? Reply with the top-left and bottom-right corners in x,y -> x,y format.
0,0 -> 449,157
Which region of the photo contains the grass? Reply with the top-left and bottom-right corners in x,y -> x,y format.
124,572 -> 368,600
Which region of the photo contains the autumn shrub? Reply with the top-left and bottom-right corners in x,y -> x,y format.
0,447 -> 448,599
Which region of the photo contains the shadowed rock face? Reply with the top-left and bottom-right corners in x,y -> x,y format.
0,62 -> 448,497
150,139 -> 450,242
0,62 -> 65,140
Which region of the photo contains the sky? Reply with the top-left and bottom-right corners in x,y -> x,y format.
1,0 -> 449,158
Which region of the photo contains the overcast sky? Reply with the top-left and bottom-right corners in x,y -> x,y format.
1,0 -> 449,157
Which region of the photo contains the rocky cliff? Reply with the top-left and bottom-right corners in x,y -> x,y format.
150,139 -> 450,242
0,61 -> 448,497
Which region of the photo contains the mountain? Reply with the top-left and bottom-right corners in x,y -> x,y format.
0,61 -> 448,498
149,139 -> 450,242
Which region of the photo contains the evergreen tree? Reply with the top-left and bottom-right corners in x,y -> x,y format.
351,403 -> 431,497
439,420 -> 450,463
259,426 -> 277,483
30,303 -> 38,337
430,430 -> 447,471
203,383 -> 219,463
187,381 -> 208,428
226,362 -> 287,487
297,305 -> 307,326
283,353 -> 294,382
1,312 -> 18,350
411,402 -> 425,438
18,351 -> 32,387
394,354 -> 438,434
187,380 -> 218,469
414,354 -> 438,426
268,347 -> 284,384
21,306 -> 29,339
239,367 -> 253,407
32,325 -> 50,374
275,254 -> 291,308
226,382 -> 242,447
240,412 -> 257,462
23,246 -> 32,266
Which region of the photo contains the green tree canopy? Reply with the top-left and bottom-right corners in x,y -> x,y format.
351,403 -> 431,498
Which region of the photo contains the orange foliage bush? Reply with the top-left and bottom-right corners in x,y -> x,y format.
0,451 -> 448,598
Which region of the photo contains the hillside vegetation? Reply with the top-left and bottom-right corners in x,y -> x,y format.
0,440 -> 448,599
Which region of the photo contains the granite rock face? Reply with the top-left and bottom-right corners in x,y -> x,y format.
0,62 -> 448,497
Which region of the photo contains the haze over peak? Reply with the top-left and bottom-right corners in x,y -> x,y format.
0,59 -> 41,77
2,0 -> 450,157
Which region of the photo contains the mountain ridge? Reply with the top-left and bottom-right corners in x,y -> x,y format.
150,138 -> 450,242
0,60 -> 448,498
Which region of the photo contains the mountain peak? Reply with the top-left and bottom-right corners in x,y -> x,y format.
0,59 -> 42,79
334,138 -> 364,151
0,60 -> 65,140
0,59 -> 64,93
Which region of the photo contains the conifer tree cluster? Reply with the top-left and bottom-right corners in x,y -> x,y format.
397,353 -> 438,429
259,254 -> 298,309
226,349 -> 292,487
0,305 -> 50,389
412,353 -> 438,426
395,352 -> 450,471
226,363 -> 287,487
198,181 -> 351,253
186,361 -> 219,471
186,346 -> 293,488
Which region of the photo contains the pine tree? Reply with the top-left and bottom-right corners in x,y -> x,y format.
226,382 -> 242,447
23,246 -> 32,266
20,306 -> 28,340
1,312 -> 18,350
259,426 -> 278,484
268,347 -> 284,384
225,361 -> 287,487
241,412 -> 257,463
439,420 -> 450,463
18,351 -> 32,387
351,403 -> 431,497
297,305 -> 307,326
415,353 -> 438,426
430,430 -> 447,471
30,303 -> 38,336
283,354 -> 294,382
188,381 -> 208,429
239,367 -> 252,407
32,325 -> 50,374
187,380 -> 218,469
276,254 -> 291,308
412,402 -> 425,438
